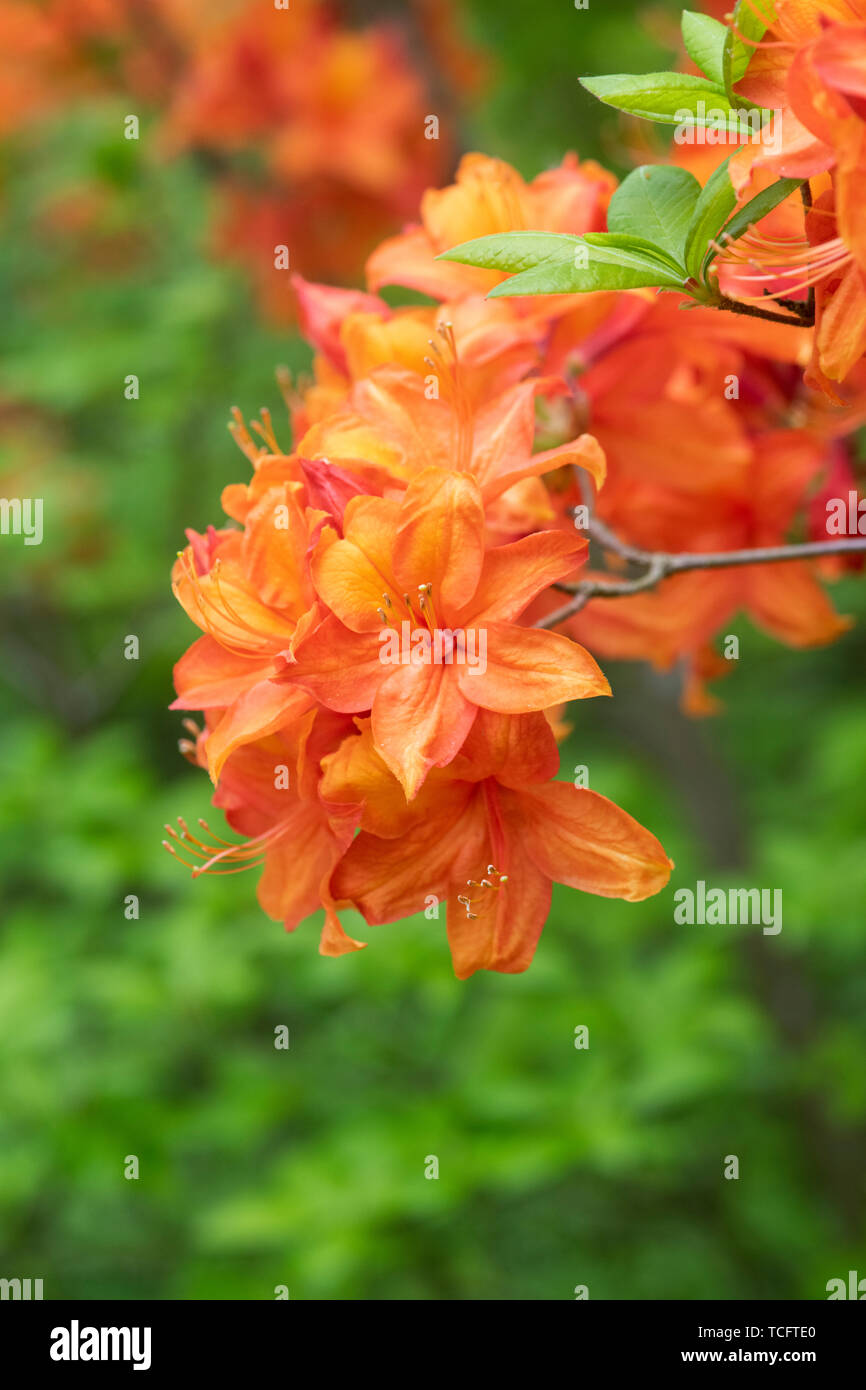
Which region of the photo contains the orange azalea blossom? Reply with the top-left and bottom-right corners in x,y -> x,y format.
366,151 -> 616,310
321,711 -> 672,979
170,475 -> 325,781
165,706 -> 367,958
288,467 -> 610,798
556,426 -> 852,711
294,354 -> 605,518
709,0 -> 866,384
291,275 -> 546,433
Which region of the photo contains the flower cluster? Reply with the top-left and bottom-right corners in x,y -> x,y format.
170,127 -> 865,970
0,0 -> 476,314
167,153 -> 683,977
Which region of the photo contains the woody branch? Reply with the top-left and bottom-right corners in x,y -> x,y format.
538,472 -> 866,629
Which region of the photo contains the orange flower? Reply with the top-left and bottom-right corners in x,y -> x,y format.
290,468 -> 609,797
716,1 -> 866,384
165,706 -> 367,958
296,351 -> 605,510
170,478 -> 325,780
323,711 -> 672,978
366,151 -> 616,303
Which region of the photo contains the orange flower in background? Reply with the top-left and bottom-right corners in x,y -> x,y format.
323,712 -> 672,978
367,151 -> 617,304
0,0 -> 480,313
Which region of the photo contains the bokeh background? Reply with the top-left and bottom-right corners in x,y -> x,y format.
1,0 -> 865,1300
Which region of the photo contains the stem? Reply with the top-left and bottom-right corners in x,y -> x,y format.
539,530 -> 866,630
716,295 -> 814,329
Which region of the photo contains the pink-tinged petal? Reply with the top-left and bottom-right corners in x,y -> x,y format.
292,274 -> 386,371
392,467 -> 485,614
507,783 -> 673,901
458,621 -> 610,712
207,679 -> 314,783
290,614 -> 384,712
372,660 -> 478,798
171,635 -> 278,709
299,456 -> 382,529
457,530 -> 587,625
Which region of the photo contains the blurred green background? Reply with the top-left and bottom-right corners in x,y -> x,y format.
1,0 -> 865,1300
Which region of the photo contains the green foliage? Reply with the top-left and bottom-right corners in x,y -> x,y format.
442,228 -> 686,294
681,10 -> 729,90
607,165 -> 702,265
683,153 -> 737,279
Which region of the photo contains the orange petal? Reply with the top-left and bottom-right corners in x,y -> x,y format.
255,806 -> 341,930
207,679 -> 314,783
450,708 -> 561,786
510,783 -> 673,901
242,484 -> 316,612
458,621 -> 610,712
333,795 -> 479,924
746,561 -> 853,647
446,829 -> 552,979
290,614 -> 385,712
319,891 -> 368,956
311,497 -> 401,632
457,529 -> 587,625
372,660 -> 478,798
392,467 -> 485,614
171,635 -> 277,709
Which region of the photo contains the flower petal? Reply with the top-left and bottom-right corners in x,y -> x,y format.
457,529 -> 587,625
372,660 -> 478,798
311,497 -> 401,632
290,614 -> 384,711
509,783 -> 672,901
392,467 -> 485,614
458,621 -> 610,712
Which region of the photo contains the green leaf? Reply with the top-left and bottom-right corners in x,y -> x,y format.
607,165 -> 702,267
438,230 -> 583,273
581,72 -> 743,127
441,228 -> 686,297
723,0 -> 773,94
486,236 -> 686,297
683,153 -> 737,280
682,11 -> 728,90
716,177 -> 803,253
